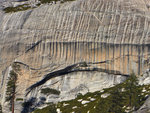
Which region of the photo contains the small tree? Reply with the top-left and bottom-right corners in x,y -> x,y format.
124,73 -> 141,110
6,70 -> 18,113
108,88 -> 124,113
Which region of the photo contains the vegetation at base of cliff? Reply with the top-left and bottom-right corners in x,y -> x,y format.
3,4 -> 31,13
39,0 -> 75,4
3,0 -> 75,13
33,73 -> 150,113
41,88 -> 60,95
33,103 -> 57,113
16,98 -> 24,101
0,104 -> 2,113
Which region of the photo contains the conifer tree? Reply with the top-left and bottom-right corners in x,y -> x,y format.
6,70 -> 18,113
124,73 -> 141,110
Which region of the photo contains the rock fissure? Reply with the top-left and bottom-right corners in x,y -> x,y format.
25,40 -> 42,53
26,61 -> 129,96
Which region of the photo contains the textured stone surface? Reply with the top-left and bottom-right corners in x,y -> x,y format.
0,0 -> 150,112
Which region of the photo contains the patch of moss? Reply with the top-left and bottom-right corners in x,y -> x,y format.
16,98 -> 24,101
39,0 -> 75,4
41,88 -> 60,95
4,4 -> 31,13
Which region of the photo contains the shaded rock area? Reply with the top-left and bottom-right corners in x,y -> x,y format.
0,0 -> 150,112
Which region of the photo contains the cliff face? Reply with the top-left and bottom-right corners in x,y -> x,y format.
0,0 -> 150,112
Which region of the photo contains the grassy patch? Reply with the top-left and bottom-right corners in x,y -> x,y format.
39,0 -> 75,4
3,0 -> 76,13
41,88 -> 60,95
16,98 -> 24,101
4,4 -> 31,13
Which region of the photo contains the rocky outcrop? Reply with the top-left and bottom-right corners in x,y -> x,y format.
0,0 -> 150,112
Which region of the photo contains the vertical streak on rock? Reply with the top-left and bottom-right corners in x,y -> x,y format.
107,43 -> 110,72
110,44 -> 114,73
112,44 -> 115,74
122,16 -> 129,44
66,42 -> 68,62
74,42 -> 77,63
104,43 -> 107,72
91,42 -> 94,63
120,44 -> 123,74
134,45 -> 138,75
71,42 -> 74,63
87,42 -> 89,62
130,44 -> 133,73
114,44 -> 119,73
96,43 -> 99,62
49,42 -> 52,59
125,45 -> 129,74
55,41 -> 59,60
59,42 -> 62,60
61,42 -> 64,61
100,43 -> 102,68
52,42 -> 54,60
140,17 -> 147,44
80,42 -> 83,62
124,45 -> 128,74
61,11 -> 67,41
67,12 -> 72,41
39,41 -> 43,68
98,42 -> 101,63
127,44 -> 130,74
90,42 -> 93,63
141,45 -> 144,74
63,42 -> 65,62
102,43 -> 105,70
95,42 -> 98,63
68,42 -> 71,62
55,42 -> 58,60
82,41 -> 85,62
115,13 -> 122,43
42,42 -> 45,65
138,45 -> 141,75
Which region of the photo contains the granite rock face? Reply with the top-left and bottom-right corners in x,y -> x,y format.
0,0 -> 150,112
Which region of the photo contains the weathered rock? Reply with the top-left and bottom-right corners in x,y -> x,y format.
0,0 -> 150,112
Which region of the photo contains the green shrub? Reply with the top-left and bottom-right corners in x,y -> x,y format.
4,4 -> 31,13
39,0 -> 75,4
41,88 -> 60,95
16,98 -> 24,101
39,0 -> 57,3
